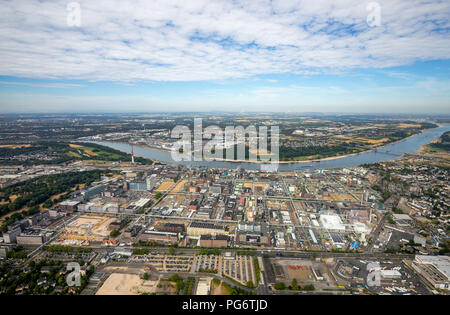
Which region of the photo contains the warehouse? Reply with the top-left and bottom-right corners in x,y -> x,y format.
329,232 -> 345,246
113,248 -> 133,257
16,230 -> 46,245
412,255 -> 450,289
309,229 -> 318,244
380,269 -> 402,279
199,234 -> 228,248
238,234 -> 269,246
3,227 -> 21,243
58,200 -> 80,212
0,246 -> 9,259
319,214 -> 346,231
139,230 -> 178,244
187,222 -> 228,237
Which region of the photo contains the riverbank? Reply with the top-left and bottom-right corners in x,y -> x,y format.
90,123 -> 449,170
143,125 -> 441,164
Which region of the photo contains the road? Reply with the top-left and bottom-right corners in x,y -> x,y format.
367,214 -> 387,253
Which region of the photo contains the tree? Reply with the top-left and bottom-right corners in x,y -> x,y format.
142,272 -> 149,280
109,230 -> 120,237
169,274 -> 181,282
176,279 -> 184,290
168,247 -> 175,255
246,281 -> 254,289
43,200 -> 53,208
274,282 -> 285,290
154,192 -> 162,200
292,278 -> 298,289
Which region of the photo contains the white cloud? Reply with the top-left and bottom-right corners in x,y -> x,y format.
0,81 -> 84,88
0,0 -> 448,82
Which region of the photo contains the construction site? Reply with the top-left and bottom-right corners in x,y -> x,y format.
54,214 -> 119,246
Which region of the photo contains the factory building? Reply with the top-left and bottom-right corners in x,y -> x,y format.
412,255 -> 450,289
139,230 -> 178,244
78,202 -> 119,214
0,246 -> 9,259
238,234 -> 269,246
81,184 -> 105,201
113,248 -> 133,257
199,234 -> 229,248
3,227 -> 21,243
319,214 -> 346,231
155,223 -> 185,234
16,230 -> 46,245
122,225 -> 142,238
187,222 -> 228,237
130,182 -> 147,191
58,200 -> 80,212
380,270 -> 402,280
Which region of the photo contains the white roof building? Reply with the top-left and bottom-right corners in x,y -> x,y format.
353,222 -> 371,234
319,214 -> 346,231
413,255 -> 450,289
380,269 -> 402,279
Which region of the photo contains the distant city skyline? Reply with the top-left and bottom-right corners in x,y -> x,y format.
0,0 -> 449,113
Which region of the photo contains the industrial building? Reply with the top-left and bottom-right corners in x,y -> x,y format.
238,234 -> 269,246
123,225 -> 142,238
139,230 -> 179,244
113,248 -> 133,257
412,255 -> 450,289
3,227 -> 21,243
78,201 -> 120,214
81,184 -> 105,200
155,222 -> 185,233
199,234 -> 229,248
130,182 -> 147,191
16,230 -> 47,245
380,269 -> 402,280
146,174 -> 158,190
58,200 -> 80,212
0,246 -> 9,259
187,222 -> 228,237
319,214 -> 346,231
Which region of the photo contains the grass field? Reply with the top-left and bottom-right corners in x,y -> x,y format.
69,143 -> 124,160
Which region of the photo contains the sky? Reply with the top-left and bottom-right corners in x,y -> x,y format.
0,0 -> 449,114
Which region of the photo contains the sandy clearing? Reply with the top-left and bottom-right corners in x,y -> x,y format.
155,181 -> 175,192
96,273 -> 141,295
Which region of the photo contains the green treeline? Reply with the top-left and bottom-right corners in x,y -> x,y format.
0,170 -> 115,231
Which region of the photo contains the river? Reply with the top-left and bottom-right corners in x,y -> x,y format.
91,124 -> 450,171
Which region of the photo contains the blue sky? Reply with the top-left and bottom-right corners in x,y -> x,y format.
0,0 -> 449,113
